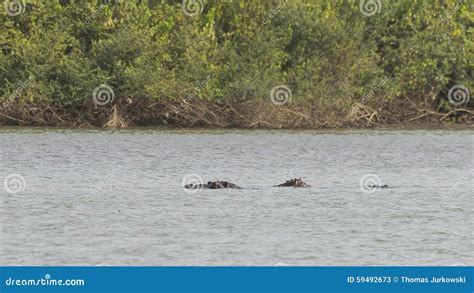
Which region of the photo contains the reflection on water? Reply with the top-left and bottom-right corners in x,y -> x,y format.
0,128 -> 473,265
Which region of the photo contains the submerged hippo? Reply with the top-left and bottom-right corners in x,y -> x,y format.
274,178 -> 310,187
368,184 -> 389,188
184,180 -> 242,189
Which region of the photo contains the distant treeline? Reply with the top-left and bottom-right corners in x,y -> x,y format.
0,0 -> 472,127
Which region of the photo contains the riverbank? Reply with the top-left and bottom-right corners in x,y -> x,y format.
3,2 -> 472,130
1,98 -> 472,129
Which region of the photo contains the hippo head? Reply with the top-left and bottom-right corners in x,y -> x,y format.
294,178 -> 305,187
207,181 -> 216,188
218,181 -> 229,188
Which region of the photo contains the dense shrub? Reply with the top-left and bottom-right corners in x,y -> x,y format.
0,0 -> 472,110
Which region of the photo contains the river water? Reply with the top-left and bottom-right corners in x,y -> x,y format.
0,128 -> 472,266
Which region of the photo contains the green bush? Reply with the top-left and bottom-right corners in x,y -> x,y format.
0,0 -> 471,109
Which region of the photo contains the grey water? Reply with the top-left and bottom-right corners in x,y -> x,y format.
0,128 -> 473,266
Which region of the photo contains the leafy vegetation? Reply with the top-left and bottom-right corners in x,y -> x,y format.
0,0 -> 472,127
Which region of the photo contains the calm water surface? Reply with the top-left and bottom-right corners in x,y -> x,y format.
0,128 -> 473,265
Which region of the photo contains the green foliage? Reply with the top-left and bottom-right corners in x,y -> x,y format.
0,0 -> 472,108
